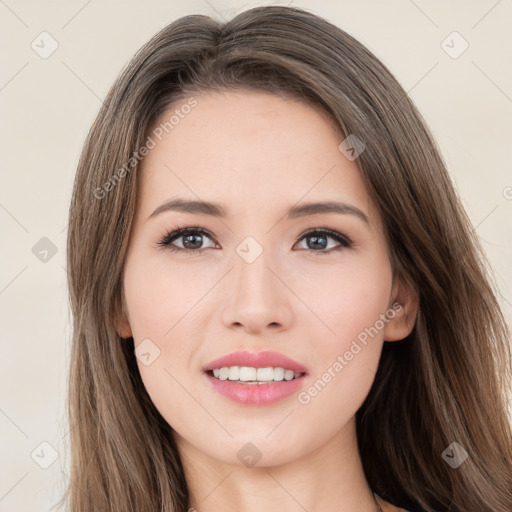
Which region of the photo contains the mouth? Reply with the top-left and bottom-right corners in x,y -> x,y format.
203,365 -> 308,406
202,350 -> 309,405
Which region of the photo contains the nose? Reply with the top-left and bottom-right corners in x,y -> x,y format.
220,248 -> 294,334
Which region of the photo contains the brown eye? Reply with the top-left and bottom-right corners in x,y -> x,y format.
157,227 -> 218,254
295,229 -> 352,253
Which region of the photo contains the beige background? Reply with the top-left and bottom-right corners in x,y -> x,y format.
1,1 -> 511,510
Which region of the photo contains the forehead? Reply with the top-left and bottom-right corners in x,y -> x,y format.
137,89 -> 378,227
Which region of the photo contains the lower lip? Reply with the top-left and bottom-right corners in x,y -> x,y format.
204,372 -> 306,406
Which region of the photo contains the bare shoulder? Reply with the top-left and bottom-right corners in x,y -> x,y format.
375,493 -> 411,512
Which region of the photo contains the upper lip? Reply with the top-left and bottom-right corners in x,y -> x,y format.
203,350 -> 308,374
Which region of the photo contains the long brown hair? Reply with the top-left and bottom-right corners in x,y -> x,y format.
59,5 -> 512,511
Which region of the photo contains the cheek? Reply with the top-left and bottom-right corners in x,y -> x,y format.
292,255 -> 392,393
294,253 -> 393,349
123,253 -> 210,341
122,255 -> 211,431
122,254 -> 207,399
293,256 -> 392,421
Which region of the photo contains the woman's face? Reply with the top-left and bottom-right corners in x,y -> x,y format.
117,89 -> 414,467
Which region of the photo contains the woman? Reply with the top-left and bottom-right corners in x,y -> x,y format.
60,5 -> 512,512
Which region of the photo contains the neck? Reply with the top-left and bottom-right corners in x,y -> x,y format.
174,417 -> 380,512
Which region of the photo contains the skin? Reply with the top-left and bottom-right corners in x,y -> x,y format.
116,89 -> 418,512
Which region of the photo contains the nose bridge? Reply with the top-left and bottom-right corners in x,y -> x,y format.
222,237 -> 292,331
233,241 -> 278,304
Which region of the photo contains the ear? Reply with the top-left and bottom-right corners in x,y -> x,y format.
114,291 -> 132,339
383,275 -> 419,342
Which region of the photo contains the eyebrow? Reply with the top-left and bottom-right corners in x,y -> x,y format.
147,198 -> 369,224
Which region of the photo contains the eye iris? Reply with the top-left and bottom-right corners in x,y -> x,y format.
308,234 -> 327,250
183,233 -> 203,249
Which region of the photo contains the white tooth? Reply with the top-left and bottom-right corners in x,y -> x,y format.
256,367 -> 274,381
218,367 -> 230,380
283,369 -> 295,381
273,367 -> 285,381
228,366 -> 240,380
239,366 -> 257,381
211,366 -> 302,381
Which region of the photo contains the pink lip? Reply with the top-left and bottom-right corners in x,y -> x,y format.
202,350 -> 308,374
202,350 -> 309,406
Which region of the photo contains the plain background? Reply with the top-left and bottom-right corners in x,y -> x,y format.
1,0 -> 511,510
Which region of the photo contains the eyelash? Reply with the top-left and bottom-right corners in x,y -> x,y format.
155,225 -> 353,256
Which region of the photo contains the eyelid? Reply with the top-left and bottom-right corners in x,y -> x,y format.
295,227 -> 352,246
155,225 -> 217,252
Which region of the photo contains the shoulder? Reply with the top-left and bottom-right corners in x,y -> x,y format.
384,505 -> 410,512
375,494 -> 411,512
